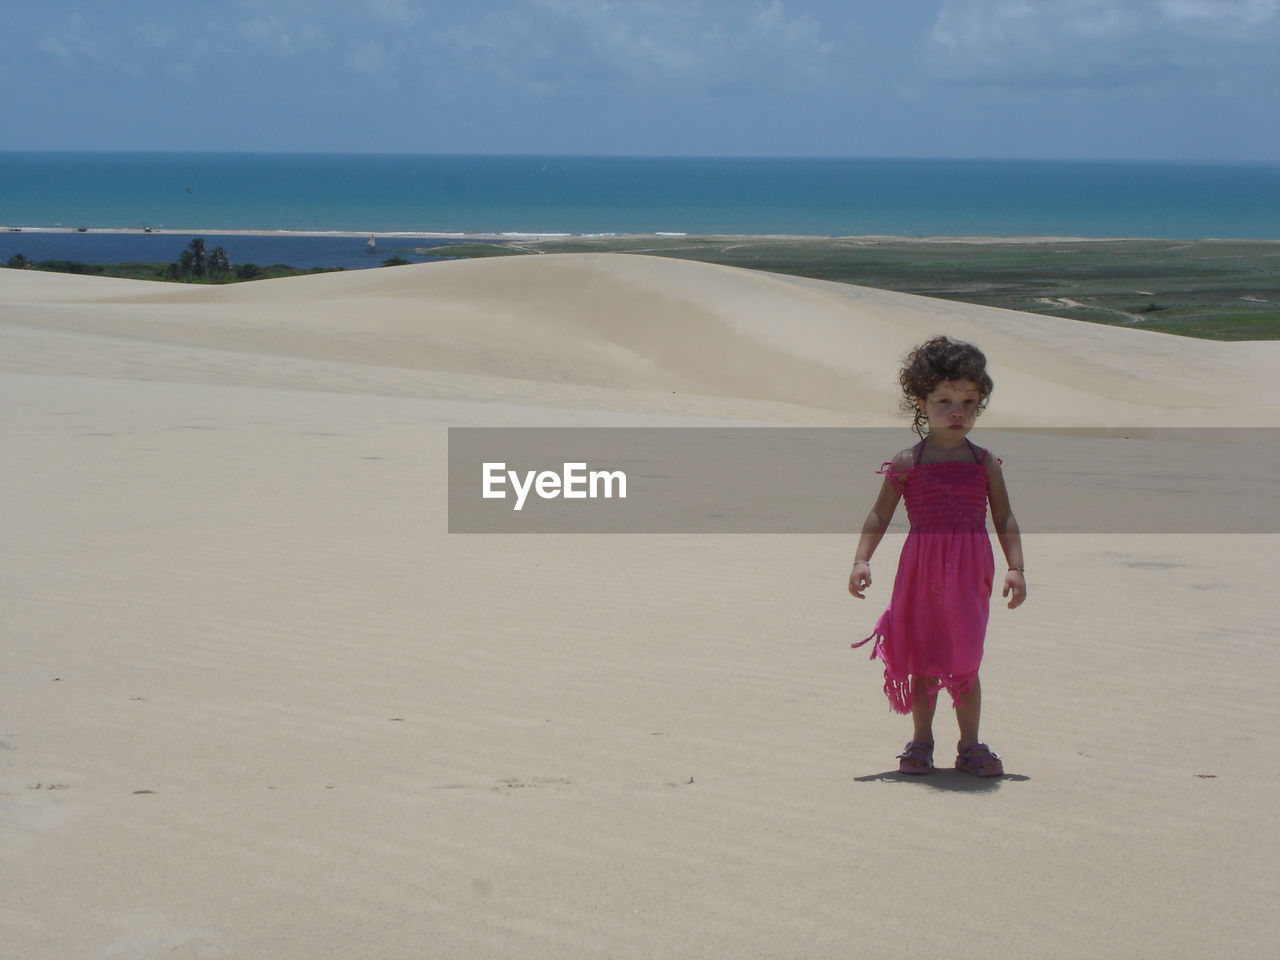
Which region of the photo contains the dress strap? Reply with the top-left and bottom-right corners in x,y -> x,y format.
913,439 -> 927,466
965,439 -> 987,464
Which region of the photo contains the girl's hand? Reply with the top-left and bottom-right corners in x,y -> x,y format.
1002,570 -> 1026,609
849,561 -> 872,599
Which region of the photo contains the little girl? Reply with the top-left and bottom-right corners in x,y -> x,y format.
849,336 -> 1025,777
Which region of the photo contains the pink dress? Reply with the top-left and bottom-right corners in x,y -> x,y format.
853,438 -> 996,714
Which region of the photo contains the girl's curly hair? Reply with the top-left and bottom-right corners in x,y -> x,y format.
900,336 -> 994,437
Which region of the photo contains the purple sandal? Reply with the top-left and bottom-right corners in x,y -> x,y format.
897,740 -> 935,775
955,742 -> 1004,777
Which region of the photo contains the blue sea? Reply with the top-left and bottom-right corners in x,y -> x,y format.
2,153 -> 1277,269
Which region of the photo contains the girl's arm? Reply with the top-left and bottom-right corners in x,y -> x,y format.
986,456 -> 1026,609
848,452 -> 907,599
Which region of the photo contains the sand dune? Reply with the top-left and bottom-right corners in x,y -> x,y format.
2,256 -> 1277,959
5,254 -> 1275,423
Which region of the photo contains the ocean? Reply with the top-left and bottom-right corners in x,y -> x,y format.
2,153 -> 1277,270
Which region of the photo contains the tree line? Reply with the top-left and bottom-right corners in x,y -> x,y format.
4,238 -> 269,282
4,237 -> 414,283
163,238 -> 262,281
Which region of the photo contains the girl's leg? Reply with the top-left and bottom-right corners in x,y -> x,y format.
955,675 -> 981,746
953,675 -> 1003,775
911,676 -> 938,742
897,677 -> 938,773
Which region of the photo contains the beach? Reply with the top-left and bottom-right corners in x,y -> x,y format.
3,253 -> 1278,958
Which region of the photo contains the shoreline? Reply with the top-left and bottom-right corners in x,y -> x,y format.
5,226 -> 1277,243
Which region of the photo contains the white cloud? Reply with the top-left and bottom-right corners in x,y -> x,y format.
1157,0 -> 1278,21
346,39 -> 390,76
1156,0 -> 1280,36
240,14 -> 329,56
365,0 -> 425,29
36,13 -> 119,69
923,1 -> 1148,85
921,0 -> 1280,87
430,0 -> 844,91
241,15 -> 290,50
744,1 -> 837,81
134,24 -> 179,49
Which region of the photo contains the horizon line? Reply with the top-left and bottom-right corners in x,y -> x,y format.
1,149 -> 1277,167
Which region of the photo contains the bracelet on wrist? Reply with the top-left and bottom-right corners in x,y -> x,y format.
854,559 -> 870,566
1009,566 -> 1025,573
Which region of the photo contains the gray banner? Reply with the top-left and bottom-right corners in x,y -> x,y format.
448,428 -> 1278,534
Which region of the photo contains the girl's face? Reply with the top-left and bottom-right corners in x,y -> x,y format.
917,379 -> 982,438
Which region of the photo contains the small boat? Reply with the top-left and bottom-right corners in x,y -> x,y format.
366,234 -> 376,252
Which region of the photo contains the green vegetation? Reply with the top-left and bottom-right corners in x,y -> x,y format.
157,238 -> 343,283
421,236 -> 1280,341
162,238 -> 226,281
5,238 -> 345,284
403,242 -> 514,259
6,254 -> 107,275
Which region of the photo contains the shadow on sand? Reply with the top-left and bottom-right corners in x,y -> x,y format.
854,769 -> 1031,792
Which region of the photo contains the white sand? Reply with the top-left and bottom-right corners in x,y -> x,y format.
2,255 -> 1277,958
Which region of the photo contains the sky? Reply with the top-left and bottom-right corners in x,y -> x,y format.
3,0 -> 1278,161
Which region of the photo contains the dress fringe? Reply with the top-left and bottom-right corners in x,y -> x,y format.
852,631 -> 911,714
852,630 -> 978,715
